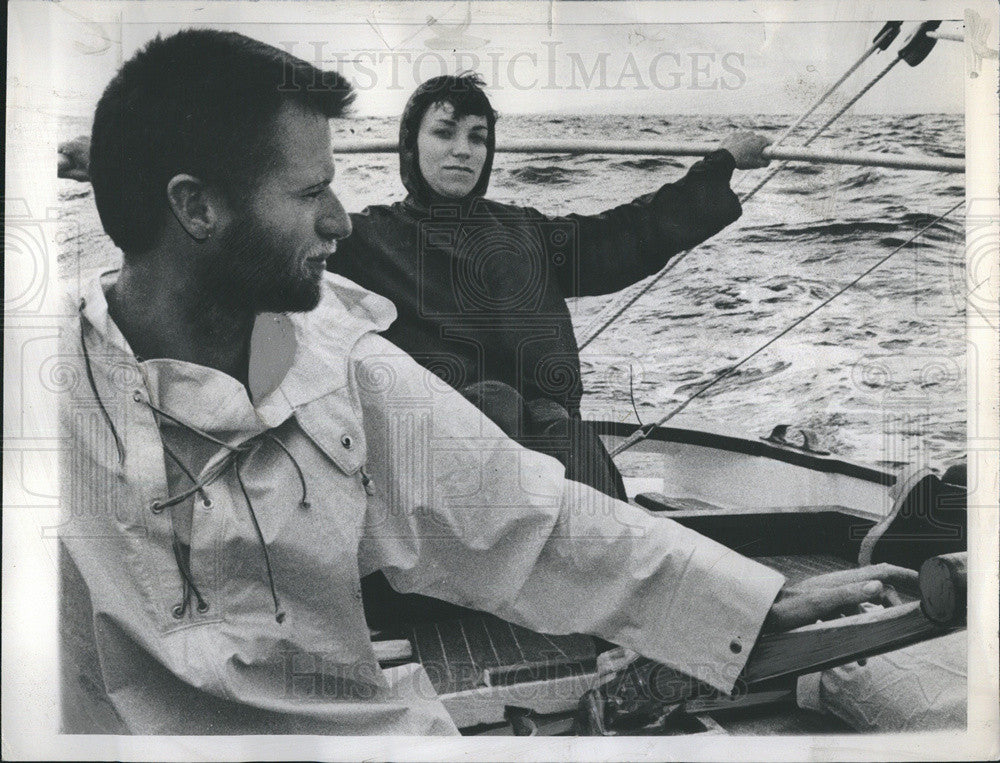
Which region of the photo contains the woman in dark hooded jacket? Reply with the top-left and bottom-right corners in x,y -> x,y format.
332,73 -> 770,509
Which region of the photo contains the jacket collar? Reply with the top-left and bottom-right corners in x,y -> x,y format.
79,270 -> 397,431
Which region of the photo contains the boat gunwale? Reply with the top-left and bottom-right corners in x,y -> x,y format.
589,420 -> 897,486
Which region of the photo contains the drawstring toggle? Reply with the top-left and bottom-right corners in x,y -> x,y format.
360,466 -> 374,496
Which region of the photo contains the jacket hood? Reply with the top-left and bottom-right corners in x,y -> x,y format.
398,81 -> 495,208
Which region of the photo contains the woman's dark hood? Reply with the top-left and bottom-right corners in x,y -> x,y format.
398,77 -> 496,208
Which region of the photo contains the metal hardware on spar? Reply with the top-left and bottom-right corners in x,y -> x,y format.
739,21 -> 947,203
732,20 -> 901,196
764,22 -> 902,151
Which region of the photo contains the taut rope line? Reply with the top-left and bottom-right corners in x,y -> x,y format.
738,57 -> 901,204
576,21 -> 944,351
740,21 -> 943,204
608,199 -> 965,458
743,22 -> 902,174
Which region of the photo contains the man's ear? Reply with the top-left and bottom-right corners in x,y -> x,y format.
166,174 -> 225,242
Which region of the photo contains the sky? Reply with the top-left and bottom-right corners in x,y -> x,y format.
48,2 -> 969,122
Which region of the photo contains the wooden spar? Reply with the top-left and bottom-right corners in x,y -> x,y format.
767,146 -> 960,173
333,138 -> 963,174
333,138 -> 396,153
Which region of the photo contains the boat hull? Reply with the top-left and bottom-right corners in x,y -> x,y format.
592,420 -> 896,523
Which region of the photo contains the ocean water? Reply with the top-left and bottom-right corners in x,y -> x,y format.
58,112 -> 966,471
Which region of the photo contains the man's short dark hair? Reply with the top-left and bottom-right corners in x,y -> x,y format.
90,29 -> 354,256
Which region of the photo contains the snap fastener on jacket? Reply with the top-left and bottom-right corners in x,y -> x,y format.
340,434 -> 353,449
132,389 -> 143,402
199,496 -> 213,510
729,639 -> 742,654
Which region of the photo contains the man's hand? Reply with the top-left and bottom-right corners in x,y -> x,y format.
720,130 -> 772,170
762,563 -> 919,633
58,135 -> 91,182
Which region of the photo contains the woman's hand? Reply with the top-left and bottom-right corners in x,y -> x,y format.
762,563 -> 919,633
720,131 -> 772,169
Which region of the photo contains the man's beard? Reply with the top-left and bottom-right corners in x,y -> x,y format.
199,212 -> 324,315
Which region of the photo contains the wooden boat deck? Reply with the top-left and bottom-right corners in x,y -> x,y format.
755,553 -> 854,583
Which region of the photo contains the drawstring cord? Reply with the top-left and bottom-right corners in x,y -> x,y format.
79,306 -> 307,624
161,441 -> 210,505
79,301 -> 126,465
140,396 -> 244,451
150,464 -> 228,513
172,535 -> 209,617
157,440 -> 240,513
264,434 -> 310,509
234,449 -> 286,624
140,398 -> 296,624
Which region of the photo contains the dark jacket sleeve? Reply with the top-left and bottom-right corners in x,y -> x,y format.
534,149 -> 742,298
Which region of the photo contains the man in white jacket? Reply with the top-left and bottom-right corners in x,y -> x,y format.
61,28 -> 914,734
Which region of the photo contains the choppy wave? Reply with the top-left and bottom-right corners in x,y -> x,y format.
739,212 -> 960,245
672,360 -> 794,397
841,169 -> 885,189
741,218 -> 905,242
507,165 -> 582,184
611,157 -> 685,171
785,164 -> 826,176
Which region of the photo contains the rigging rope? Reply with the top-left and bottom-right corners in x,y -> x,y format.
576,72 -> 897,351
608,199 -> 965,457
738,55 -> 902,204
735,21 -> 902,193
577,21 -> 942,351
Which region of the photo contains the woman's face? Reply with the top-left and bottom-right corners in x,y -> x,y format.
416,101 -> 489,199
